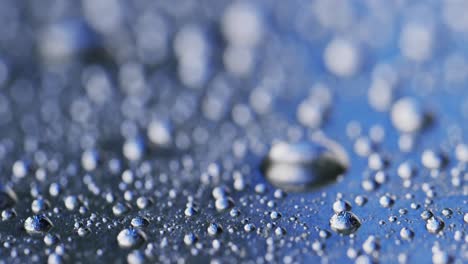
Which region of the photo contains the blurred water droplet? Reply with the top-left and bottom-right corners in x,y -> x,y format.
0,184 -> 17,210
117,228 -> 147,249
261,136 -> 348,192
391,97 -> 428,134
400,227 -> 414,240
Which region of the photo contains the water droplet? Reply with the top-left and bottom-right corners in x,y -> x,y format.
441,208 -> 452,218
354,195 -> 367,206
184,233 -> 197,246
31,197 -> 51,214
24,215 -> 53,234
184,206 -> 198,217
230,208 -> 240,217
274,227 -> 286,237
354,254 -> 373,264
207,223 -> 222,236
123,138 -> 145,161
361,179 -> 378,192
379,195 -> 394,208
398,161 -> 417,179
127,250 -> 145,264
329,211 -> 361,235
400,227 -> 414,240
0,184 -> 17,210
64,195 -> 80,211
432,248 -> 451,264
368,153 -> 388,171
400,23 -> 434,62
373,170 -> 388,184
243,223 -> 255,233
212,186 -> 229,199
136,196 -> 152,209
270,211 -> 281,220
1,208 -> 16,220
117,228 -> 147,249
112,202 -> 130,216
131,216 -> 149,228
324,38 -> 360,77
254,183 -> 267,194
77,227 -> 91,237
44,233 -> 59,246
425,216 -> 445,234
81,149 -> 99,171
421,210 -> 434,220
147,120 -> 172,148
333,199 -> 352,213
215,197 -> 232,211
261,136 -> 348,192
421,150 -> 447,170
362,236 -> 380,255
391,97 -> 428,133
48,253 -> 66,264
12,160 -> 29,178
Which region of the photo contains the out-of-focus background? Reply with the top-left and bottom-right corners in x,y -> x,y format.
0,0 -> 467,263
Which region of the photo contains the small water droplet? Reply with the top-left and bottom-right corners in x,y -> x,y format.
1,208 -> 16,220
184,233 -> 198,246
64,195 -> 80,211
44,233 -> 59,246
400,227 -> 414,240
379,195 -> 394,208
31,197 -> 51,214
243,223 -> 255,233
274,227 -> 286,237
131,216 -> 149,228
270,211 -> 281,220
215,197 -> 233,211
77,227 -> 91,237
112,202 -> 130,216
333,199 -> 352,213
421,210 -> 433,220
354,195 -> 367,206
184,206 -> 198,217
207,223 -> 222,236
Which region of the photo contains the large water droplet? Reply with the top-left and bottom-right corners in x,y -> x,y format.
24,215 -> 53,234
329,211 -> 361,235
261,135 -> 348,192
425,216 -> 444,234
117,228 -> 147,249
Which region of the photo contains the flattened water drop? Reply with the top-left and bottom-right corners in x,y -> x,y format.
261,135 -> 348,192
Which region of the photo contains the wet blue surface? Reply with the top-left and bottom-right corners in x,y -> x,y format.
0,1 -> 466,263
